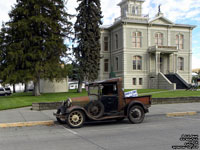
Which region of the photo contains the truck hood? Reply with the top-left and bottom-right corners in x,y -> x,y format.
70,96 -> 90,107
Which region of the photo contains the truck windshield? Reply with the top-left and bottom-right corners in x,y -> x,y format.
89,85 -> 99,95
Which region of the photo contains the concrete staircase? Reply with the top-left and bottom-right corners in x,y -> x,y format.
165,73 -> 190,89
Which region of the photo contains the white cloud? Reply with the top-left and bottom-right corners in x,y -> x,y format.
192,54 -> 200,69
143,0 -> 200,22
0,0 -> 16,24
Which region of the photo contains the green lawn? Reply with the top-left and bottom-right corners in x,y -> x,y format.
147,90 -> 200,98
0,90 -> 87,110
126,89 -> 200,98
0,89 -> 200,110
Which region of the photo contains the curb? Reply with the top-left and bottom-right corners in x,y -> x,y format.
0,120 -> 54,128
166,111 -> 197,117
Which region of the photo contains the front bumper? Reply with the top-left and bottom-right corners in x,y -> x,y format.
53,112 -> 67,120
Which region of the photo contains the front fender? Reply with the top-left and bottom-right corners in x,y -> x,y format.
66,105 -> 87,114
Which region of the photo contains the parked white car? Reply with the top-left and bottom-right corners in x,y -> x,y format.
4,87 -> 12,96
0,87 -> 6,96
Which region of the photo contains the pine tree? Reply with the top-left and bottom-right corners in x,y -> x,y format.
0,0 -> 72,96
74,0 -> 102,92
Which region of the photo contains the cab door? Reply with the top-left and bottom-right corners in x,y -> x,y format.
100,84 -> 118,112
100,96 -> 118,112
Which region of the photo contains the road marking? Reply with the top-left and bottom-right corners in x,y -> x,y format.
65,128 -> 78,135
0,120 -> 54,128
166,111 -> 197,117
171,116 -> 200,121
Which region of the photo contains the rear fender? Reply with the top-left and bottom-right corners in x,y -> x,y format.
126,101 -> 148,115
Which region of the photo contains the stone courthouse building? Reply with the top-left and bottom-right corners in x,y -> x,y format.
99,0 -> 195,90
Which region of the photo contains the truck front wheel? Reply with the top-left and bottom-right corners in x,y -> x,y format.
67,110 -> 85,128
128,105 -> 145,124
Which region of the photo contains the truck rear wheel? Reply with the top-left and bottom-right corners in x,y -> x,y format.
67,110 -> 85,128
128,105 -> 145,124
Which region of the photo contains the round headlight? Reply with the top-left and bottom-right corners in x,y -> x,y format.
66,98 -> 72,107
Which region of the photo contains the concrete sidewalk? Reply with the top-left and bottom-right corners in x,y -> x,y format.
0,103 -> 199,125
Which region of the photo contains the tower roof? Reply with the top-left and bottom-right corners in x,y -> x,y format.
118,0 -> 145,6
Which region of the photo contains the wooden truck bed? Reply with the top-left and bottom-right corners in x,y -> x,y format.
124,95 -> 152,108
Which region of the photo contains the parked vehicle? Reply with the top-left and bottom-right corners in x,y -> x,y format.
4,87 -> 12,96
0,87 -> 6,96
54,78 -> 151,128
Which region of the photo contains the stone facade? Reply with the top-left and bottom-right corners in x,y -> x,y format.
99,0 -> 195,89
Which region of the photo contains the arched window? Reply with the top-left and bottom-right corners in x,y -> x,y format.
115,34 -> 118,49
133,56 -> 142,70
115,57 -> 119,71
155,32 -> 163,46
176,34 -> 184,49
133,32 -> 142,48
123,5 -> 128,16
132,6 -> 139,15
178,57 -> 184,70
104,36 -> 108,51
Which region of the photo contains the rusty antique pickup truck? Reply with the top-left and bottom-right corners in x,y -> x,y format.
54,77 -> 151,128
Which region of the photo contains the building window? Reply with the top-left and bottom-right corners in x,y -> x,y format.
104,59 -> 109,72
133,78 -> 136,85
104,37 -> 108,51
133,32 -> 142,48
133,56 -> 142,70
115,34 -> 118,49
178,57 -> 184,71
132,6 -> 139,15
115,57 -> 119,71
139,78 -> 143,85
155,32 -> 163,46
176,34 -> 184,49
123,5 -> 128,16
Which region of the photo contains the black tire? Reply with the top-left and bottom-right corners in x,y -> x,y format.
67,110 -> 85,128
86,101 -> 104,119
128,105 -> 145,124
56,109 -> 66,124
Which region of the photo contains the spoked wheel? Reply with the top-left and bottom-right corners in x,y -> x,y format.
87,101 -> 104,119
128,105 -> 145,124
67,110 -> 85,128
56,108 -> 66,124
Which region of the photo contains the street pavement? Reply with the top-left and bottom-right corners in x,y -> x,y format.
0,103 -> 200,150
0,103 -> 200,124
0,112 -> 200,150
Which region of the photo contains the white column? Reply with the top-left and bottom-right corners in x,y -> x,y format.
155,52 -> 160,74
173,53 -> 178,73
149,53 -> 151,73
167,27 -> 171,46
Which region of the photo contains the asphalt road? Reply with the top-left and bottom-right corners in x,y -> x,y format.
0,114 -> 200,150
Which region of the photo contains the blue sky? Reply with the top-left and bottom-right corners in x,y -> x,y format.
1,0 -> 200,69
